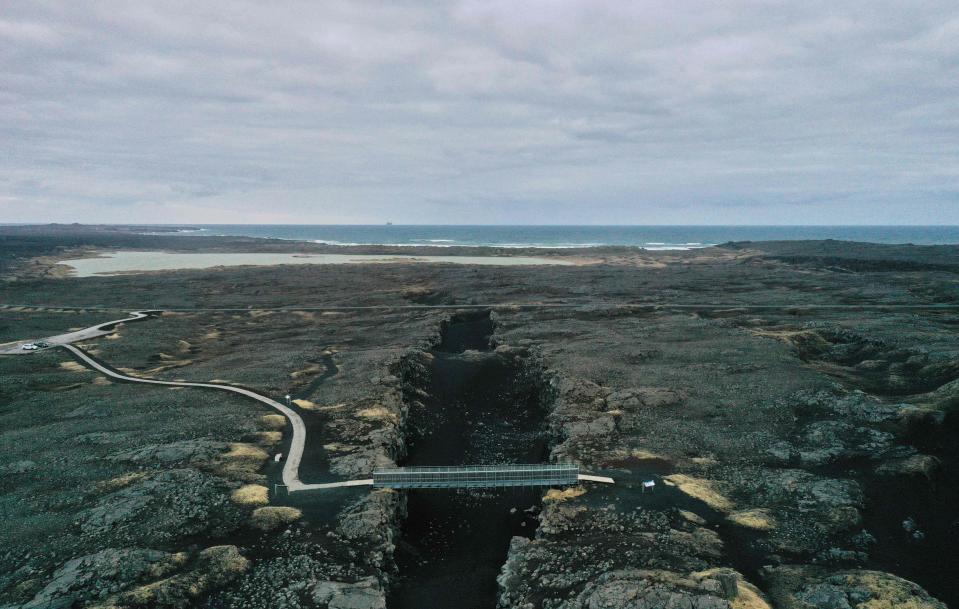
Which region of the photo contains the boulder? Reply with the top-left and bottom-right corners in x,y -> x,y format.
565,416 -> 617,438
119,545 -> 249,608
108,439 -> 228,465
78,469 -> 241,544
606,387 -> 685,410
23,548 -> 181,609
329,447 -> 394,479
794,421 -> 897,466
874,454 -> 941,481
562,569 -> 769,609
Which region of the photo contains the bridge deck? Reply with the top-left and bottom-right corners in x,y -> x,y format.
373,464 -> 579,489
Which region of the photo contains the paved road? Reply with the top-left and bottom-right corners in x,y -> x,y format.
61,343 -> 364,492
0,311 -> 151,355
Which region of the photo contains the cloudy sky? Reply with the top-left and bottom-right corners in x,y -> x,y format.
2,1 -> 958,224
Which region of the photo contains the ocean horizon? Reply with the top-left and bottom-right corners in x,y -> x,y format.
144,225 -> 959,250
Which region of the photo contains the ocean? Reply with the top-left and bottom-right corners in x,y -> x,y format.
165,225 -> 959,250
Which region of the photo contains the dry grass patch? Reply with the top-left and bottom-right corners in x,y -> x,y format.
544,486 -> 586,502
293,398 -> 317,410
665,474 -> 735,513
603,447 -> 671,463
214,443 -> 269,482
632,449 -> 669,460
750,328 -> 831,353
176,339 -> 191,352
290,363 -> 324,380
730,581 -> 773,609
251,506 -> 301,531
728,508 -> 777,531
231,484 -> 269,506
105,333 -> 121,340
223,443 -> 269,460
690,456 -> 718,467
323,442 -> 356,452
357,405 -> 396,421
679,510 -> 707,526
260,414 -> 287,430
203,330 -> 221,340
59,361 -> 90,373
249,431 -> 282,448
95,472 -> 148,494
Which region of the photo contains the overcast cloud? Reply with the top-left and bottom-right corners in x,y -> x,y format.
2,1 -> 958,224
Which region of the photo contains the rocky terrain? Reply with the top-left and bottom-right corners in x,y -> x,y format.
0,225 -> 957,608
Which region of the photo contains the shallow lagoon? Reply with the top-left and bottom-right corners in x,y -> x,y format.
59,250 -> 575,277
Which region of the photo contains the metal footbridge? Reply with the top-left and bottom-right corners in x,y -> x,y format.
371,464 -> 612,489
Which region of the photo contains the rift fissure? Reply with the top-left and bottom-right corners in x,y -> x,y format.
389,311 -> 552,609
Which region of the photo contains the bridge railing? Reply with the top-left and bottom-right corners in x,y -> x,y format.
372,463 -> 579,489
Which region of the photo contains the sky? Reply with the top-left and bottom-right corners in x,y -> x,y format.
2,1 -> 958,225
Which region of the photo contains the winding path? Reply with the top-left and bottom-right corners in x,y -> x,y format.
61,342 -> 365,492
1,310 -> 364,490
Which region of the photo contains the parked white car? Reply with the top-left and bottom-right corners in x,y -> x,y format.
20,344 -> 38,351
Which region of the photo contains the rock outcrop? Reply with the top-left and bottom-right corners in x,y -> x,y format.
312,577 -> 386,609
763,565 -> 947,609
22,548 -> 182,609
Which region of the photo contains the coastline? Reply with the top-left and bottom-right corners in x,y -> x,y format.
56,251 -> 587,278
9,223 -> 959,251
